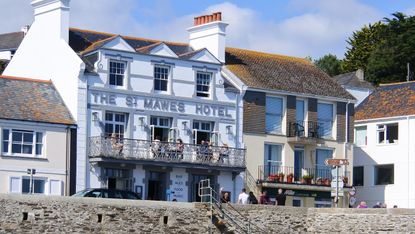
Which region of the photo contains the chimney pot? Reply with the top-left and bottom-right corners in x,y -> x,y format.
194,17 -> 198,26
217,12 -> 222,21
209,15 -> 213,23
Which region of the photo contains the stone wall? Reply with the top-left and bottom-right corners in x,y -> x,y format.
0,194 -> 414,233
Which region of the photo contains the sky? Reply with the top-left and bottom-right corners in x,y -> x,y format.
1,0 -> 415,59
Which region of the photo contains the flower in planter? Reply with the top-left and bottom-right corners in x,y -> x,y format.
278,173 -> 285,182
287,173 -> 294,183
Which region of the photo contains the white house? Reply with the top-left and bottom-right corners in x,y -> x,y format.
333,69 -> 374,106
0,75 -> 76,195
2,0 -> 246,202
353,81 -> 415,208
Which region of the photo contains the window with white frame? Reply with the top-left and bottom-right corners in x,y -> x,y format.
264,144 -> 282,177
2,129 -> 43,156
375,164 -> 394,185
150,116 -> 172,141
104,112 -> 127,138
377,123 -> 398,144
196,72 -> 211,97
266,96 -> 283,134
192,121 -> 216,145
355,126 -> 367,146
317,103 -> 334,138
109,60 -> 126,86
154,65 -> 169,92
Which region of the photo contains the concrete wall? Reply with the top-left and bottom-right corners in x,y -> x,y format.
354,116 -> 415,208
0,194 -> 414,233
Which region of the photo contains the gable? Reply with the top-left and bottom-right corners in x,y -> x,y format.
189,49 -> 221,64
102,36 -> 135,52
149,43 -> 178,58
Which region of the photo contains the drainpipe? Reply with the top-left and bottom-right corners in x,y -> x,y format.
407,116 -> 410,208
344,101 -> 350,179
65,126 -> 70,196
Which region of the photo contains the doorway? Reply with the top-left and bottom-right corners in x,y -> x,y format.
190,174 -> 215,202
294,149 -> 304,181
147,171 -> 166,200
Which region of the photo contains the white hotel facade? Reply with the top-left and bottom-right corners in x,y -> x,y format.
4,0 -> 245,201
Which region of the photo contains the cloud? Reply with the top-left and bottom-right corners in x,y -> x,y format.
0,0 -> 382,59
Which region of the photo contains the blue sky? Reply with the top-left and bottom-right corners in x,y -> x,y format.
2,0 -> 415,59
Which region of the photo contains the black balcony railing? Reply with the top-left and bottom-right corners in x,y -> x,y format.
88,136 -> 246,168
258,165 -> 351,186
288,121 -> 319,138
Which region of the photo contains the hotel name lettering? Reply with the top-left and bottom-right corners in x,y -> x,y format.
91,92 -> 232,118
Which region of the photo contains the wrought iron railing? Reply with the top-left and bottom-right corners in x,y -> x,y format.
88,136 -> 246,168
288,121 -> 334,139
258,165 -> 351,186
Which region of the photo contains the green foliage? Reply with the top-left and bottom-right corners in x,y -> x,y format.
314,54 -> 343,76
342,22 -> 383,73
343,12 -> 415,84
0,60 -> 7,74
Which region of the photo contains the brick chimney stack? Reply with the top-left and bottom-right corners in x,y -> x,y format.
188,12 -> 228,63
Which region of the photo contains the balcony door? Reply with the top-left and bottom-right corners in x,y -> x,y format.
264,144 -> 282,177
150,116 -> 172,142
294,149 -> 304,181
192,121 -> 215,145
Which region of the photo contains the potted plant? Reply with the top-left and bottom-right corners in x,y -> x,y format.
287,173 -> 294,183
278,173 -> 285,182
323,178 -> 331,186
315,177 -> 323,185
303,175 -> 314,184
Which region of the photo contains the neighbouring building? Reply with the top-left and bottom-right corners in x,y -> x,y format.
223,51 -> 356,207
0,75 -> 76,195
333,69 -> 375,106
0,0 -> 356,206
2,0 -> 245,202
353,82 -> 415,208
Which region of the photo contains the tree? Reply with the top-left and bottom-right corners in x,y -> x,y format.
0,60 -> 8,74
366,13 -> 415,84
314,54 -> 343,77
342,22 -> 383,73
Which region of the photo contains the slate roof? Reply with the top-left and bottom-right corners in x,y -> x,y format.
355,82 -> 415,120
0,75 -> 75,125
225,48 -> 354,100
333,71 -> 375,90
0,28 -> 354,100
0,32 -> 24,51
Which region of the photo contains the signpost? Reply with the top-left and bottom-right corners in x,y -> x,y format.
27,168 -> 36,194
325,159 -> 349,207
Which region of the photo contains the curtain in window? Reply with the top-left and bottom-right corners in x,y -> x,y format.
317,103 -> 333,137
355,127 -> 367,146
264,144 -> 282,177
266,97 -> 283,134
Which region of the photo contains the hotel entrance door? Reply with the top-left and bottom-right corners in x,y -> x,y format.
147,171 -> 166,200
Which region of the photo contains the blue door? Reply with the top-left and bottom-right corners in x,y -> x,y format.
294,149 -> 304,181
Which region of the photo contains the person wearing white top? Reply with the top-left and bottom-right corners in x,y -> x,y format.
238,188 -> 249,204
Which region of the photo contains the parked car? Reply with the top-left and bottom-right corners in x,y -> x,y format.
72,188 -> 141,200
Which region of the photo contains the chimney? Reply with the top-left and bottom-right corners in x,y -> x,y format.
31,0 -> 70,43
188,12 -> 228,63
356,69 -> 364,81
21,25 -> 30,36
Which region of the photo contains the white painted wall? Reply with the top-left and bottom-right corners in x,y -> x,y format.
354,116 -> 415,208
344,86 -> 372,106
0,120 -> 69,195
0,51 -> 12,60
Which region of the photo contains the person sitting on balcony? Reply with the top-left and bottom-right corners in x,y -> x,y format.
175,138 -> 184,160
219,143 -> 229,163
151,136 -> 161,158
198,140 -> 209,161
110,133 -> 123,156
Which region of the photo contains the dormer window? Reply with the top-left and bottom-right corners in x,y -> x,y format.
109,60 -> 126,86
154,65 -> 169,92
196,72 -> 211,98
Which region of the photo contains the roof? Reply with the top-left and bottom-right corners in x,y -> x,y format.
0,75 -> 75,125
225,48 -> 354,100
0,28 -> 354,100
333,71 -> 375,90
355,81 -> 415,120
0,32 -> 24,50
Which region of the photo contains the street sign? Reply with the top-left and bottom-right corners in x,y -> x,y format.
325,158 -> 349,166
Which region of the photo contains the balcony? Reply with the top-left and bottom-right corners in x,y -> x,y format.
287,121 -> 326,144
257,165 -> 351,189
88,136 -> 246,170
